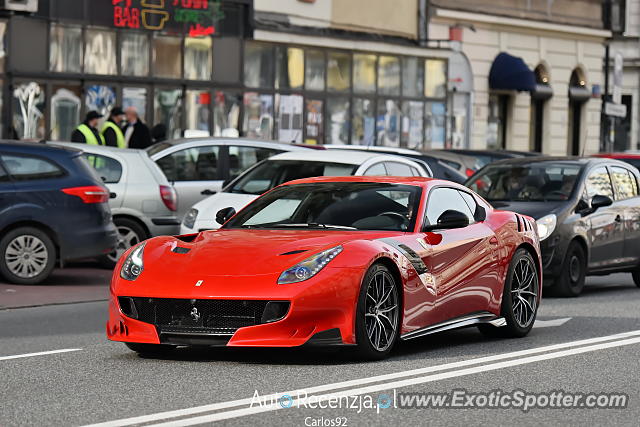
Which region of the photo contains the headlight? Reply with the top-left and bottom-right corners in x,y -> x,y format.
277,246 -> 343,284
536,214 -> 557,241
120,242 -> 146,281
183,208 -> 198,229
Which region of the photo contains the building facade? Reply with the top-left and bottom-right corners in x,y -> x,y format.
428,0 -> 611,155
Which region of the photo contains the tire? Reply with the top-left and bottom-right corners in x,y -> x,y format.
354,264 -> 401,360
632,270 -> 640,288
478,248 -> 539,338
0,227 -> 57,285
99,217 -> 147,269
125,342 -> 175,355
553,241 -> 587,297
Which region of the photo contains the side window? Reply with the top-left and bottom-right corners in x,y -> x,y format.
83,154 -> 123,184
629,170 -> 639,196
0,162 -> 8,182
385,162 -> 414,177
156,146 -> 219,182
229,146 -> 281,180
459,190 -> 478,216
585,167 -> 614,199
1,154 -> 65,181
610,166 -> 637,200
425,187 -> 475,225
363,162 -> 387,176
410,166 -> 422,177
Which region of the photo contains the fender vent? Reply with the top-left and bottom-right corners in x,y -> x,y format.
516,215 -> 522,232
172,247 -> 191,254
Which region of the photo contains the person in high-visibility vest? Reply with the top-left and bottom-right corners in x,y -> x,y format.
71,111 -> 105,145
101,106 -> 126,148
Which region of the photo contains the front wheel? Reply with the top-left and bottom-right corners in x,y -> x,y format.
99,218 -> 147,269
553,241 -> 586,297
354,264 -> 401,360
478,248 -> 539,338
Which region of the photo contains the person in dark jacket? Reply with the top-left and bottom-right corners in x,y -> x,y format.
151,123 -> 168,143
123,106 -> 153,149
101,106 -> 126,148
71,111 -> 104,145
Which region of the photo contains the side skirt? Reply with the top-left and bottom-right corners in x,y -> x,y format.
400,312 -> 506,341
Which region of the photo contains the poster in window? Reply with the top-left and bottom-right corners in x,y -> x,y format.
277,94 -> 303,143
305,99 -> 323,145
243,92 -> 273,140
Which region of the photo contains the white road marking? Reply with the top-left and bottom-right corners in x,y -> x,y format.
152,336 -> 640,426
84,329 -> 640,427
0,348 -> 81,361
533,317 -> 572,328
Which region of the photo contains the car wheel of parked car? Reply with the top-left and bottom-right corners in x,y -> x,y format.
553,241 -> 586,297
99,218 -> 147,269
478,248 -> 539,338
632,270 -> 640,288
0,227 -> 57,285
355,264 -> 400,360
125,342 -> 176,356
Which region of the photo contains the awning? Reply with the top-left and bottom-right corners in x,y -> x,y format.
489,52 -> 536,92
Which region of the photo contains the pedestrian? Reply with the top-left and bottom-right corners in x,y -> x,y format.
101,106 -> 126,148
151,123 -> 168,144
71,111 -> 104,145
123,106 -> 153,149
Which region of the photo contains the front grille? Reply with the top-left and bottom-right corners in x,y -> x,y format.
126,297 -> 270,336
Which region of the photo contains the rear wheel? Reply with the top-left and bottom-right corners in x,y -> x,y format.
478,248 -> 539,338
355,264 -> 400,360
553,241 -> 586,297
0,227 -> 56,285
125,342 -> 175,355
99,218 -> 147,269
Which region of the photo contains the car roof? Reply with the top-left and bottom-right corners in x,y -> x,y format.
486,156 -> 606,166
0,140 -> 81,156
323,144 -> 422,155
593,153 -> 640,159
154,137 -> 309,149
48,141 -> 145,156
269,149 -> 403,165
282,175 -> 439,187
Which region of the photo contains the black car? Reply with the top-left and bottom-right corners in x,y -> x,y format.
466,157 -> 640,297
0,141 -> 117,285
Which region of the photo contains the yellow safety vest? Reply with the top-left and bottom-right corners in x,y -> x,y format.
76,124 -> 105,146
101,121 -> 126,148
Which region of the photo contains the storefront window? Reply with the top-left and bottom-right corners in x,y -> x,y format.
305,50 -> 325,91
155,88 -> 183,140
213,91 -> 241,137
378,56 -> 400,96
185,89 -> 211,136
123,87 -> 148,123
184,36 -> 212,81
402,57 -> 424,98
425,101 -> 446,149
242,92 -> 273,139
12,82 -> 46,140
353,54 -> 376,94
276,94 -> 303,143
276,46 -> 304,90
401,101 -> 424,149
327,52 -> 351,92
326,97 -> 350,144
377,99 -> 401,147
50,24 -> 82,73
85,85 -> 116,117
51,86 -> 81,141
0,22 -> 6,72
153,35 -> 182,79
425,59 -> 447,98
244,42 -> 274,88
84,29 -> 116,75
487,94 -> 507,149
121,33 -> 149,77
305,99 -> 323,145
352,98 -> 375,146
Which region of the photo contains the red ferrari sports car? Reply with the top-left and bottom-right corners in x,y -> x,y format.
108,176 -> 541,359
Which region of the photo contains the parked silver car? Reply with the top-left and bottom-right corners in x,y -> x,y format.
146,138 -> 312,220
52,142 -> 180,267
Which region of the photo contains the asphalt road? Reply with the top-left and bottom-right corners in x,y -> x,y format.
1,273 -> 639,426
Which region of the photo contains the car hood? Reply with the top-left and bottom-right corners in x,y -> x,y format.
192,192 -> 259,220
488,200 -> 567,219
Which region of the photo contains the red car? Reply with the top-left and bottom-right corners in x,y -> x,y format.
593,153 -> 640,171
108,177 -> 541,360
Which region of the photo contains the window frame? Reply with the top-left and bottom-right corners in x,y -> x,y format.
423,185 -> 477,229
584,165 -> 615,200
609,165 -> 639,200
82,152 -> 123,184
0,152 -> 67,182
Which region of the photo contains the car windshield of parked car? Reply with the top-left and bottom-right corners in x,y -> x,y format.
468,163 -> 582,202
224,182 -> 421,231
227,160 -> 358,195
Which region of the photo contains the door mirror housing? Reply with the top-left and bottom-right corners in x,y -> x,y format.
424,210 -> 469,231
216,207 -> 236,225
591,194 -> 613,211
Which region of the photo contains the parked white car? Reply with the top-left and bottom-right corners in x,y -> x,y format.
52,142 -> 179,267
147,138 -> 311,220
180,150 -> 427,233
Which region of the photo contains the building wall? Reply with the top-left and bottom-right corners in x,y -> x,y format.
330,0 -> 418,39
253,0 -> 332,28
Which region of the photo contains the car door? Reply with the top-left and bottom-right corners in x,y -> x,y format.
154,145 -> 223,219
609,165 -> 640,266
83,152 -> 126,209
419,187 -> 498,323
584,166 -> 625,269
0,159 -> 15,225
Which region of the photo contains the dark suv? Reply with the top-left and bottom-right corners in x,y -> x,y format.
0,141 -> 117,284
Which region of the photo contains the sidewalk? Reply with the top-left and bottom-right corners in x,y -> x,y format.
0,262 -> 112,309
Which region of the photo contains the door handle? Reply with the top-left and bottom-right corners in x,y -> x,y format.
201,189 -> 217,196
109,192 -> 117,199
615,215 -> 622,223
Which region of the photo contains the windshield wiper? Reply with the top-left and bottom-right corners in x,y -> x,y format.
269,223 -> 358,230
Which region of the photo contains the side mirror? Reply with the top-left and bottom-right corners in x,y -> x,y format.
591,194 -> 613,211
216,207 -> 236,225
424,210 -> 469,231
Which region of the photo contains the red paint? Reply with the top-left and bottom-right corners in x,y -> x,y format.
188,24 -> 215,37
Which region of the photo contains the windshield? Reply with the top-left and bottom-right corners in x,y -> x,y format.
467,163 -> 582,202
146,142 -> 172,156
227,160 -> 358,195
224,182 -> 422,232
